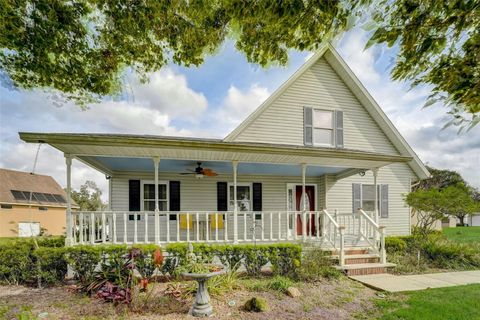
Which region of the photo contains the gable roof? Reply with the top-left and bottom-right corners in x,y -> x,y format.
224,43 -> 430,180
0,168 -> 75,207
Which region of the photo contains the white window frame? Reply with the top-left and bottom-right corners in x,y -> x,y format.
227,182 -> 252,213
357,183 -> 388,217
140,180 -> 169,211
312,108 -> 335,147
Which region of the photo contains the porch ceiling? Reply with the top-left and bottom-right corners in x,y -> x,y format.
19,132 -> 413,177
77,157 -> 346,176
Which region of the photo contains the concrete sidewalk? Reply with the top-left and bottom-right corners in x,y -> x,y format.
350,270 -> 480,292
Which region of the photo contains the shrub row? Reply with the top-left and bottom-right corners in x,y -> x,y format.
0,242 -> 301,286
164,243 -> 302,277
385,235 -> 480,271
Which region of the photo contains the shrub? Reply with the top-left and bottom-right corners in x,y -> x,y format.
36,236 -> 66,247
243,245 -> 269,277
421,239 -> 480,269
385,237 -> 407,253
298,247 -> 341,281
268,243 -> 301,277
244,297 -> 268,312
34,247 -> 68,285
215,245 -> 244,272
0,242 -> 34,285
66,246 -> 103,285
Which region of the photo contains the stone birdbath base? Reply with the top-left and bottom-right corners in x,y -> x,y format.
181,267 -> 225,317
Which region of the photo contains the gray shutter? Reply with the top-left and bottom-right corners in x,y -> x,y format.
380,184 -> 389,218
304,107 -> 313,146
335,110 -> 344,148
352,183 -> 361,212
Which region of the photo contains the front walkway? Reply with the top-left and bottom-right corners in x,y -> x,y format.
350,270 -> 480,292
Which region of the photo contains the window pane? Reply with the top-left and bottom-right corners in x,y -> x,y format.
158,184 -> 167,200
158,201 -> 168,211
313,128 -> 333,145
229,186 -> 234,201
144,200 -> 155,211
314,110 -> 333,128
362,185 -> 375,200
144,184 -> 155,199
363,200 -> 375,212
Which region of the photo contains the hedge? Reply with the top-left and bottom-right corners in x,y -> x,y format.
0,241 -> 302,286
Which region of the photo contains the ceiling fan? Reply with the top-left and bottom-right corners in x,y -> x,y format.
180,162 -> 218,178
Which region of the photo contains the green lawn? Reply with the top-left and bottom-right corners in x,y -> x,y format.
376,284 -> 480,320
442,226 -> 480,244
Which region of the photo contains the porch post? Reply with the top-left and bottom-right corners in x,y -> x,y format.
372,168 -> 379,224
65,154 -> 73,246
232,161 -> 238,244
301,163 -> 307,242
153,157 -> 160,244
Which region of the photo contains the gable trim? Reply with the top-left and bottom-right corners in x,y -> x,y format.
223,43 -> 429,180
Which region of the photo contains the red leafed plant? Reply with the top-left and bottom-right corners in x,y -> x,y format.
153,248 -> 164,267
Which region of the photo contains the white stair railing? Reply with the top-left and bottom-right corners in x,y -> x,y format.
322,209 -> 345,266
357,209 -> 386,263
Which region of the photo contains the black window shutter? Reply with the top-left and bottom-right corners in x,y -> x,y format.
217,182 -> 228,211
352,183 -> 361,212
304,107 -> 313,146
252,183 -> 262,211
128,180 -> 140,211
380,184 -> 389,218
169,181 -> 181,211
335,110 -> 344,148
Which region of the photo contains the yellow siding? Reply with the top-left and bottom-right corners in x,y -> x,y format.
0,205 -> 66,237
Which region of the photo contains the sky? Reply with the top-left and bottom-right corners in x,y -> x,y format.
0,28 -> 479,200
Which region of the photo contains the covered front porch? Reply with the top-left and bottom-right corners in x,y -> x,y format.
19,133 -> 412,265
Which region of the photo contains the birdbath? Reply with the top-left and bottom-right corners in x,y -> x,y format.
181,265 -> 225,317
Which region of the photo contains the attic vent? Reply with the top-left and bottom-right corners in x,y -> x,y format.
10,190 -> 66,203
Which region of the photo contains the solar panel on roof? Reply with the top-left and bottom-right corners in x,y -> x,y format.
22,191 -> 32,200
44,193 -> 56,202
11,190 -> 27,200
33,192 -> 48,202
52,194 -> 66,203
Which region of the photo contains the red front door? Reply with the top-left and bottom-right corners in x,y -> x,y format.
295,186 -> 316,236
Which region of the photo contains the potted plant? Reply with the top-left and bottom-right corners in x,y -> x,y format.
179,243 -> 225,317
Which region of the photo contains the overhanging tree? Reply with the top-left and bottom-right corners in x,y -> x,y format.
1,0 -> 478,129
70,180 -> 106,211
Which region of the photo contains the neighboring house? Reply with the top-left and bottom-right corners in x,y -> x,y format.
0,168 -> 76,237
466,214 -> 480,227
19,43 -> 430,274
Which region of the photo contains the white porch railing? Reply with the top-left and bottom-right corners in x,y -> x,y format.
72,211 -> 326,245
70,209 -> 386,266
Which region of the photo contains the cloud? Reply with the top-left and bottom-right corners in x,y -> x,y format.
214,84 -> 270,134
126,69 -> 208,121
0,67 -> 210,198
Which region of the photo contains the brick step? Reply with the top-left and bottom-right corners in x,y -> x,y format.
336,263 -> 396,276
331,253 -> 380,265
324,247 -> 371,256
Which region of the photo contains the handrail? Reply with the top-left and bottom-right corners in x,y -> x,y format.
358,209 -> 379,228
357,208 -> 386,263
322,209 -> 340,229
322,209 -> 345,266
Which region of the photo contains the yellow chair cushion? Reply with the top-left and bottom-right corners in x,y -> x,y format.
179,213 -> 193,229
210,213 -> 224,229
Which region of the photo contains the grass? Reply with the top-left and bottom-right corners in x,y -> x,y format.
443,226 -> 480,244
375,284 -> 480,320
